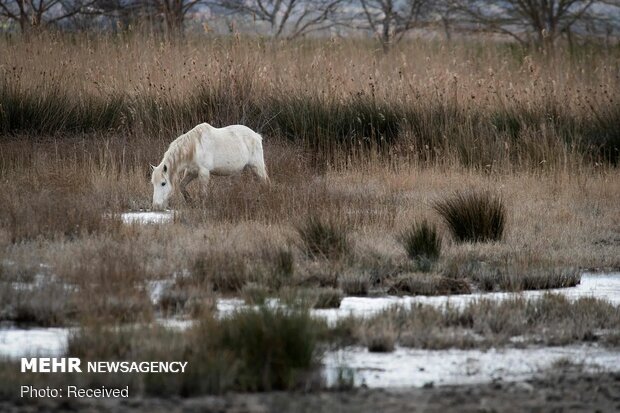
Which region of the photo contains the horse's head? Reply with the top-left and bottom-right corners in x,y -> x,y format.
151,163 -> 172,210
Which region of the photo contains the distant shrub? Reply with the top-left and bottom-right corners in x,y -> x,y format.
399,220 -> 441,263
473,265 -> 580,292
443,253 -> 581,292
297,215 -> 350,260
434,191 -> 506,243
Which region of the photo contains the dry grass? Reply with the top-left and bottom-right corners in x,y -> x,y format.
1,156 -> 618,321
434,190 -> 506,243
356,293 -> 620,350
339,272 -> 372,296
0,159 -> 617,325
297,215 -> 351,260
387,273 -> 471,296
0,35 -> 618,330
0,305 -> 326,399
398,220 -> 442,268
364,324 -> 397,353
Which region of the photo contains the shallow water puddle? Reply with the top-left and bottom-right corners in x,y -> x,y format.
323,345 -> 620,388
315,272 -> 620,323
120,211 -> 174,224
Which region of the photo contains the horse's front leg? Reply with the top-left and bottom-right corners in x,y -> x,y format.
197,168 -> 211,201
179,169 -> 199,204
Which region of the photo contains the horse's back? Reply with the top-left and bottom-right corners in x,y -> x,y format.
210,124 -> 263,153
221,124 -> 261,143
199,124 -> 263,174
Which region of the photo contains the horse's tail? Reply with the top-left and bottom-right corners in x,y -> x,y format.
248,131 -> 269,183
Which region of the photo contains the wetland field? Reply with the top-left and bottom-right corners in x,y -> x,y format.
1,33 -> 619,411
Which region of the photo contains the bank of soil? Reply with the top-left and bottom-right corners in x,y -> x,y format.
4,370 -> 620,413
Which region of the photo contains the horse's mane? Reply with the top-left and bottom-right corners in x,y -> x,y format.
161,123 -> 208,181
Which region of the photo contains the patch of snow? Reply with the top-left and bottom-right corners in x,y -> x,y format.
323,345 -> 620,388
10,273 -> 51,291
0,317 -> 193,359
120,211 -> 174,224
314,272 -> 620,324
556,272 -> 620,304
195,273 -> 620,325
156,318 -> 194,330
0,328 -> 71,358
3,271 -> 619,387
217,298 -> 249,315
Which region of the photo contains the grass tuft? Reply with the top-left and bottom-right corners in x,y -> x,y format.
387,274 -> 471,296
297,215 -> 351,260
192,251 -> 248,293
201,306 -> 325,392
311,287 -> 344,309
63,306 -> 326,396
434,190 -> 506,243
365,326 -> 397,353
398,220 -> 442,263
339,272 -> 372,296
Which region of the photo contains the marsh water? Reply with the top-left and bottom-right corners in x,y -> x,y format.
2,272 -> 619,388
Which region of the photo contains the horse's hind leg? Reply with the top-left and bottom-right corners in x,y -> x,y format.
180,169 -> 199,203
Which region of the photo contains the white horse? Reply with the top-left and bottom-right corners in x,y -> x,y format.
151,122 -> 269,209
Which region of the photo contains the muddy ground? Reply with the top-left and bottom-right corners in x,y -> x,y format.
5,370 -> 620,413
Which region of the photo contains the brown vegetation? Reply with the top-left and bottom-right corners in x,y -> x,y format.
0,35 -> 618,331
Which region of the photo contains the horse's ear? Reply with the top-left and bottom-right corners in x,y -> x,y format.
149,164 -> 155,171
163,164 -> 167,173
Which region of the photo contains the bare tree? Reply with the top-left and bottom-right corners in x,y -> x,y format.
432,0 -> 457,41
79,0 -> 204,35
574,0 -> 620,46
453,0 -> 600,50
150,0 -> 203,35
211,0 -> 348,39
0,0 -> 96,32
359,0 -> 432,52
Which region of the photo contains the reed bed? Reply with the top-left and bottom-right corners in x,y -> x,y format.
1,34 -> 618,167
